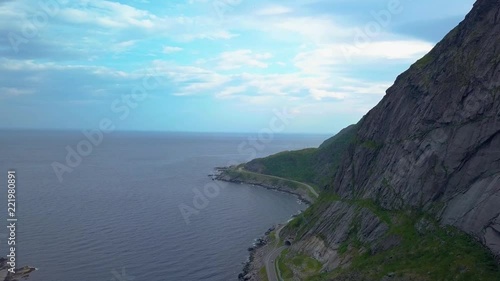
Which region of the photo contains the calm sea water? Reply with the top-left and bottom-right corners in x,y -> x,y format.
0,130 -> 327,281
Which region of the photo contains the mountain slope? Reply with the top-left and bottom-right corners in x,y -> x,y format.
244,124 -> 358,188
330,0 -> 500,257
233,1 -> 500,279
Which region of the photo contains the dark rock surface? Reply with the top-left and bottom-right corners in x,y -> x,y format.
329,0 -> 500,257
287,201 -> 394,270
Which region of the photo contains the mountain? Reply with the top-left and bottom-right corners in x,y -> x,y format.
330,0 -> 500,256
227,0 -> 500,279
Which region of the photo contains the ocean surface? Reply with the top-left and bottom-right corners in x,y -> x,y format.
0,130 -> 328,281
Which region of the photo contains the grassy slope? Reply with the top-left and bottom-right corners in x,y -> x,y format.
284,193 -> 500,281
277,248 -> 324,280
244,124 -> 358,188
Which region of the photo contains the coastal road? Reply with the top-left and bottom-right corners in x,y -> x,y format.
265,225 -> 287,281
234,167 -> 318,280
238,167 -> 320,198
266,246 -> 287,281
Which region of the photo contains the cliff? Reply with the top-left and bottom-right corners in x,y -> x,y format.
330,0 -> 500,256
232,0 -> 500,279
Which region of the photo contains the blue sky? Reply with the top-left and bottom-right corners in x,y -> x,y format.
0,0 -> 475,134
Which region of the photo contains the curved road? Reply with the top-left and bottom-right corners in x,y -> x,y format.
266,225 -> 286,281
238,167 -> 319,198
266,246 -> 286,281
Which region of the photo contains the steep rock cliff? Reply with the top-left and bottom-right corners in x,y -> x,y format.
330,0 -> 500,257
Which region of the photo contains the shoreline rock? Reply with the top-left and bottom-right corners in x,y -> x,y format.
0,258 -> 36,281
238,227 -> 276,281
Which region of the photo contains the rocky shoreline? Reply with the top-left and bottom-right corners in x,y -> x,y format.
211,167 -> 306,281
0,258 -> 36,281
237,227 -> 275,281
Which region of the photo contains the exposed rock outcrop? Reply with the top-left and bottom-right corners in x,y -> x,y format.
329,0 -> 500,257
285,201 -> 394,271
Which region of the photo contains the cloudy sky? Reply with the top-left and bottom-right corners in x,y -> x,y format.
0,0 -> 475,134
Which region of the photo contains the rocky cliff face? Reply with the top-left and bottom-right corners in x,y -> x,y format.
330,0 -> 500,257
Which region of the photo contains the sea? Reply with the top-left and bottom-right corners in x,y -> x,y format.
0,130 -> 328,281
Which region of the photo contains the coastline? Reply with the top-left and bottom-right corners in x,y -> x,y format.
237,227 -> 275,281
212,167 -> 309,280
217,177 -> 313,205
213,167 -> 316,205
237,222 -> 294,281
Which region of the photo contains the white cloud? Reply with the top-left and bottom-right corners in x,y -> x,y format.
181,30 -> 239,41
236,14 -> 351,44
339,81 -> 393,96
212,50 -> 273,70
0,58 -> 136,80
309,89 -> 345,101
256,5 -> 292,16
152,60 -> 230,96
216,86 -> 248,99
112,40 -> 137,52
162,46 -> 183,54
342,40 -> 435,60
53,1 -> 237,44
294,40 -> 434,74
59,1 -> 157,29
0,87 -> 34,97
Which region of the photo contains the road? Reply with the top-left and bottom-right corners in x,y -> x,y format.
265,225 -> 286,281
235,167 -> 319,281
266,246 -> 287,281
238,167 -> 320,198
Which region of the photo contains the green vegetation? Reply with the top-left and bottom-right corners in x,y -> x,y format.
286,192 -> 341,239
244,124 -> 358,188
268,230 -> 276,244
299,205 -> 500,281
414,52 -> 435,68
222,166 -> 318,201
282,192 -> 500,281
246,148 -> 318,184
277,249 -> 294,280
277,249 -> 323,280
290,254 -> 323,273
276,249 -> 323,280
338,221 -> 497,280
258,266 -> 268,281
360,139 -> 383,150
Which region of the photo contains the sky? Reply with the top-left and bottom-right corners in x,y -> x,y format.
0,0 -> 475,134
